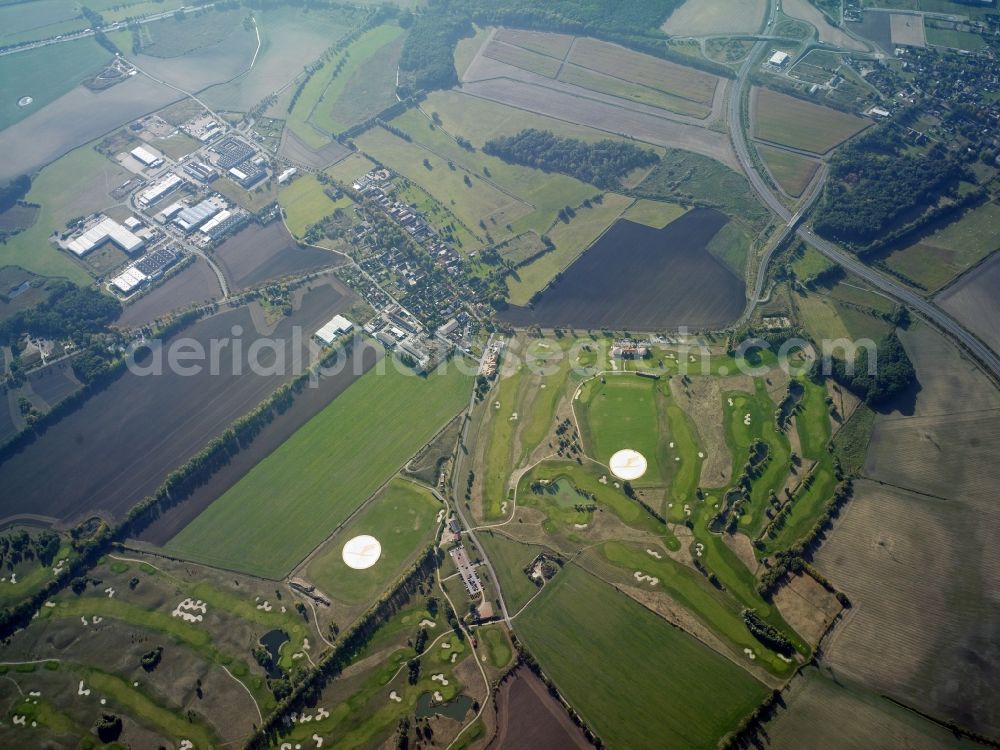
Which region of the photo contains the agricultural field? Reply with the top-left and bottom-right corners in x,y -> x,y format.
504,193 -> 632,306
164,358 -> 473,578
502,208 -> 746,330
115,258 -> 222,329
128,8 -> 247,58
278,174 -> 346,238
214,222 -> 340,291
0,279 -> 360,526
0,144 -> 129,283
0,36 -> 110,131
482,40 -> 562,78
937,252 -> 1000,357
925,26 -> 988,51
752,87 -> 871,154
303,479 -> 441,608
516,564 -> 769,750
881,201 -> 1000,291
489,667 -> 591,749
783,0 -> 870,50
757,144 -> 820,197
816,324 -> 1000,738
763,667 -> 973,749
662,0 -> 767,35
621,198 -> 687,229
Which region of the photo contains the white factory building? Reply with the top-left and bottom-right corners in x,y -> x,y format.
110,266 -> 148,294
66,216 -> 145,257
314,314 -> 353,345
138,173 -> 183,206
130,145 -> 163,169
769,50 -> 790,67
173,198 -> 224,233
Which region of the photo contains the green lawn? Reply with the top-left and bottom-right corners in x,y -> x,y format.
576,374 -> 668,487
476,532 -> 544,613
0,36 -> 110,130
164,358 -> 473,578
309,24 -> 404,134
0,144 -> 128,283
752,87 -> 870,155
883,201 -> 1000,291
515,564 -> 769,750
757,144 -> 820,197
278,174 -> 349,237
925,26 -> 988,51
507,193 -> 632,305
706,220 -> 751,279
622,198 -> 687,229
304,478 -> 440,605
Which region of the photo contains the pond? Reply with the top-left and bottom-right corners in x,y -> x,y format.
260,629 -> 289,678
415,691 -> 474,721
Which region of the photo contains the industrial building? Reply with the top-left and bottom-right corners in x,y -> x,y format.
66,216 -> 145,257
314,314 -> 353,345
174,198 -> 223,233
228,161 -> 266,188
769,50 -> 790,67
277,167 -> 297,184
138,173 -> 183,206
183,161 -> 217,183
155,201 -> 185,223
110,266 -> 148,294
134,246 -> 178,277
212,137 -> 255,169
130,145 -> 163,168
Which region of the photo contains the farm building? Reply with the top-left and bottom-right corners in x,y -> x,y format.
138,173 -> 183,206
130,145 -> 163,168
314,314 -> 353,345
66,216 -> 145,256
769,50 -> 790,67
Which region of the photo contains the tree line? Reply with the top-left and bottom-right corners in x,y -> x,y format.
484,129 -> 659,189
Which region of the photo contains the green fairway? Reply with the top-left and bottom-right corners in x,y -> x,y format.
576,374 -> 668,487
0,37 -> 110,130
304,478 -> 441,605
0,144 -> 128,283
515,564 -> 769,750
164,358 -> 473,578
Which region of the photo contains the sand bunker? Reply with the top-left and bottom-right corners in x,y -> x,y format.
431,673 -> 450,686
634,571 -> 660,586
646,549 -> 663,559
342,535 -> 382,570
172,598 -> 207,623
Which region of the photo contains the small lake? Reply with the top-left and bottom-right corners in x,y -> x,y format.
415,692 -> 474,721
260,629 -> 289,678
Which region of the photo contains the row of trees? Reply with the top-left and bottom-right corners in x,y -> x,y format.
827,332 -> 916,407
0,175 -> 30,213
483,129 -> 659,189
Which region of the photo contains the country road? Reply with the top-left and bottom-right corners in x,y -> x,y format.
731,1 -> 1000,382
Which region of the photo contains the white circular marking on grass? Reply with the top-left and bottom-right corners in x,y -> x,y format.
17,96 -> 33,107
342,535 -> 381,570
609,449 -> 647,481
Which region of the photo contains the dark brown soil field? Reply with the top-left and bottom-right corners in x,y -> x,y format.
116,257 -> 223,329
936,251 -> 1000,358
135,342 -> 381,546
278,128 -> 352,170
0,277 -> 357,527
499,209 -> 744,330
487,667 -> 591,750
214,222 -> 341,291
26,359 -> 81,409
848,13 -> 892,54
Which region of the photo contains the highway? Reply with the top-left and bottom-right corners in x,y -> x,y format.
730,1 -> 1000,381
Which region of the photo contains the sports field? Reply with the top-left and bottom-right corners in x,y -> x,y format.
576,375 -> 668,487
758,144 -> 820,198
164,358 -> 473,578
303,478 -> 440,605
516,564 -> 769,750
752,87 -> 870,154
0,37 -> 110,131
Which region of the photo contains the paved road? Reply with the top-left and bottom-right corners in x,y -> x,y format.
731,2 -> 1000,381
